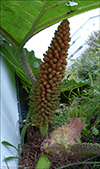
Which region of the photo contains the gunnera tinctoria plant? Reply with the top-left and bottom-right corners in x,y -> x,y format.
29,19 -> 70,137
41,118 -> 100,159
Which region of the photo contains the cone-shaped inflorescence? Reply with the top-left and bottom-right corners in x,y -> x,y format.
29,19 -> 70,128
69,143 -> 100,157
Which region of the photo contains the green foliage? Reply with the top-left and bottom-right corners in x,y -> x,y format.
54,103 -> 86,129
4,156 -> 20,161
54,109 -> 68,128
61,79 -> 89,92
1,1 -> 100,168
60,78 -> 89,104
92,126 -> 99,136
80,65 -> 100,142
35,155 -> 51,169
67,106 -> 85,121
0,1 -> 99,47
72,31 -> 100,81
54,31 -> 100,147
56,161 -> 100,169
2,141 -> 21,168
20,111 -> 32,150
2,141 -> 19,154
4,158 -> 10,169
0,38 -> 41,88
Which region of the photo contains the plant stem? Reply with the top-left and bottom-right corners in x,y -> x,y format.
0,26 -> 18,48
19,49 -> 36,87
40,124 -> 48,138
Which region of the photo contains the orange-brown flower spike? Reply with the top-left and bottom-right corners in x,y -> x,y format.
29,19 -> 70,132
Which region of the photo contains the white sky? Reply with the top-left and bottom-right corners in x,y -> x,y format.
24,8 -> 100,60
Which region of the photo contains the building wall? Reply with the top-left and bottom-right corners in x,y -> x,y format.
0,57 -> 20,168
67,15 -> 100,69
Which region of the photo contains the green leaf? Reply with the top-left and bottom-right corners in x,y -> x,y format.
4,157 -> 10,169
2,141 -> 18,152
35,155 -> 52,169
74,136 -> 81,143
4,156 -> 20,161
2,141 -> 21,157
56,161 -> 100,169
0,0 -> 99,47
0,43 -> 41,87
25,48 -> 41,77
1,43 -> 30,84
93,126 -> 99,135
20,111 -> 31,150
21,123 -> 30,150
82,129 -> 91,135
61,79 -> 89,92
88,72 -> 94,85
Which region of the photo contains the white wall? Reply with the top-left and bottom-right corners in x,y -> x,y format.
0,57 -> 20,168
66,14 -> 100,69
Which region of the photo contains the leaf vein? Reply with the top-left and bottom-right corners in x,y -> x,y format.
17,0 -> 36,19
4,18 -> 17,29
14,9 -> 32,25
0,14 -> 9,21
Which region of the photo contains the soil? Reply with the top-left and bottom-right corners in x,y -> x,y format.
19,125 -> 91,169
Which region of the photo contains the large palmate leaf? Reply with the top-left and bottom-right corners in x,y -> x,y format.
0,0 -> 99,48
1,43 -> 41,87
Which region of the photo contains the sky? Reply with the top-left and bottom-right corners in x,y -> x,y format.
24,8 -> 100,60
